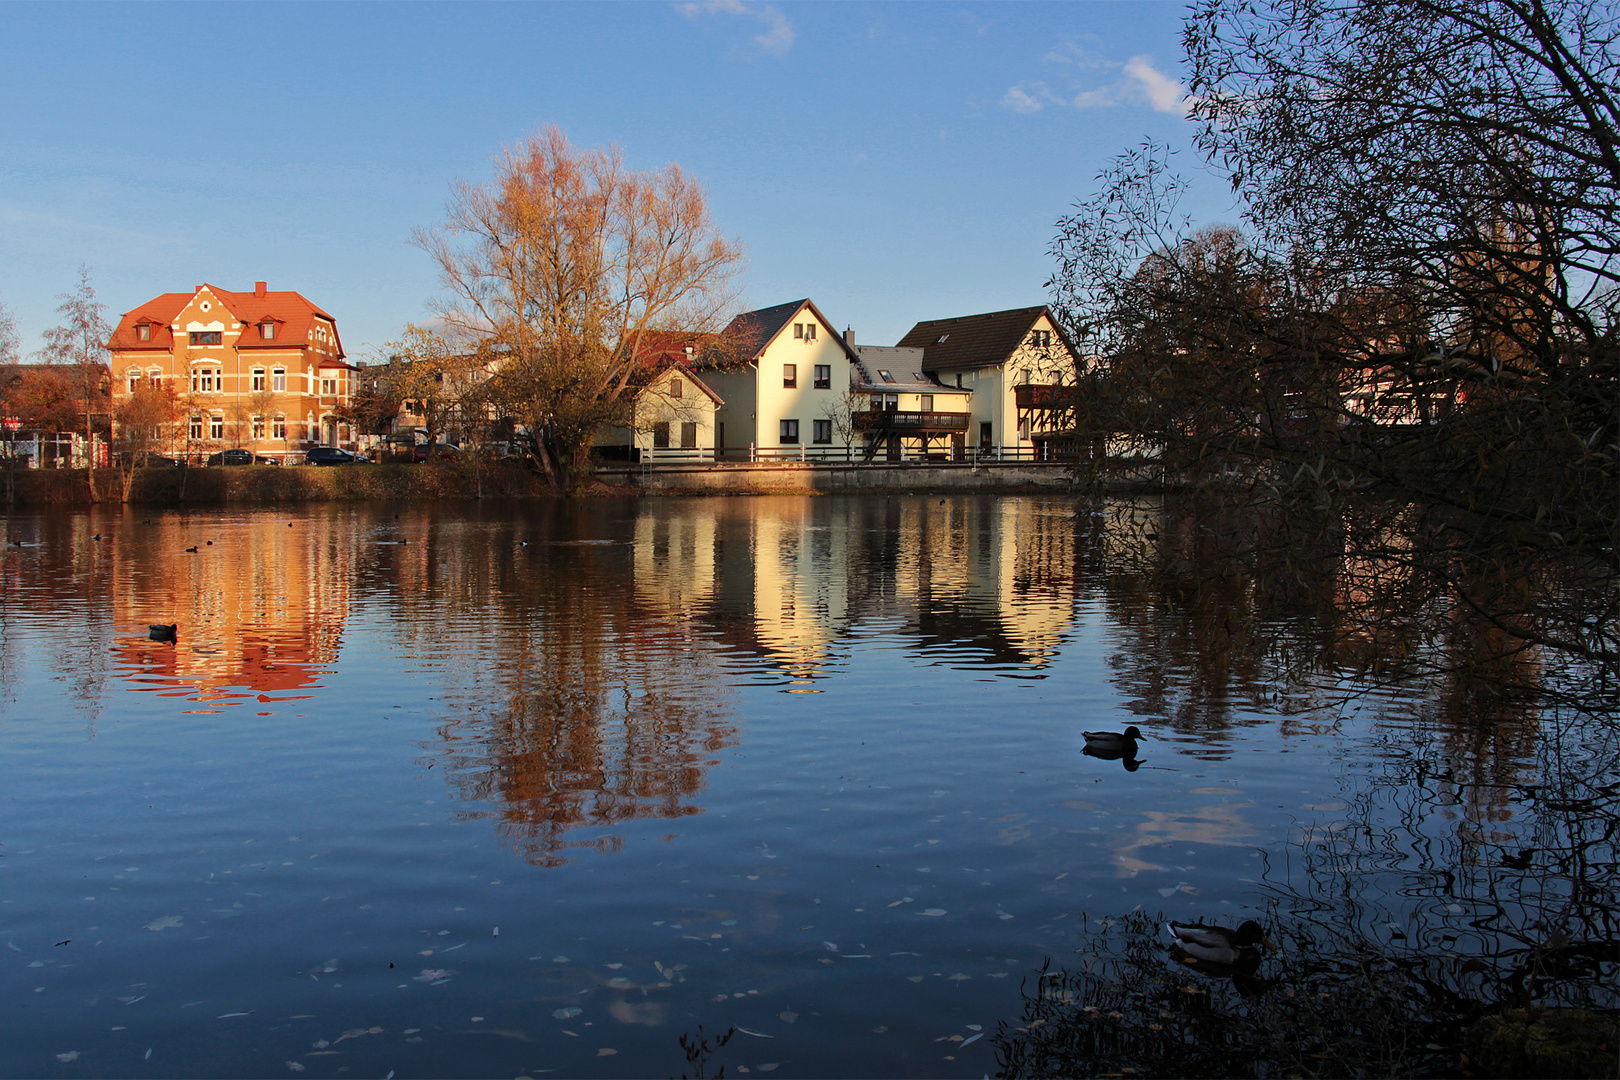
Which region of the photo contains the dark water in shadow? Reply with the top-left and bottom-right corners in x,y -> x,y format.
0,496 -> 1610,1077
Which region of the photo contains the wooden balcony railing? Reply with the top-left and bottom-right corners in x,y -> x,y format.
852,410 -> 972,433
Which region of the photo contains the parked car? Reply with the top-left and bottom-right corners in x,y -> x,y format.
410,442 -> 461,463
305,447 -> 371,466
117,450 -> 182,468
207,448 -> 280,466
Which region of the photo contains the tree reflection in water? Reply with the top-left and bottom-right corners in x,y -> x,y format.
995,494 -> 1619,1078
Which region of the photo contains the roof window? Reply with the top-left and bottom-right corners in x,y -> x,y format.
936,333 -> 949,343
877,369 -> 895,383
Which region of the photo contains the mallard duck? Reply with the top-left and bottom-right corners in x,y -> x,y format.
1167,919 -> 1273,966
148,623 -> 177,641
1083,726 -> 1144,750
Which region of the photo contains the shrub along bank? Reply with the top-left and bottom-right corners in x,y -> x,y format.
1,461 -> 557,505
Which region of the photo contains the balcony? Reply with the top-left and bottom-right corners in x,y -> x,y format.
852,410 -> 971,433
1014,384 -> 1069,409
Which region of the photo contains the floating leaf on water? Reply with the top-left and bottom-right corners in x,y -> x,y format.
56,1052 -> 79,1063
552,956 -> 568,963
757,1065 -> 779,1072
947,973 -> 971,981
552,1007 -> 582,1020
284,1062 -> 304,1073
596,1048 -> 617,1056
966,1025 -> 982,1031
605,963 -> 623,969
907,975 -> 926,982
962,1032 -> 983,1046
144,916 -> 183,931
413,968 -> 452,982
736,1027 -> 775,1039
919,909 -> 947,917
607,977 -> 632,988
778,1011 -> 798,1024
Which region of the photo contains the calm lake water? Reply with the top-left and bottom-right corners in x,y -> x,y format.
0,495 -> 1597,1078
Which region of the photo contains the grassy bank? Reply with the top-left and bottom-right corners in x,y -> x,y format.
1,461 -> 557,505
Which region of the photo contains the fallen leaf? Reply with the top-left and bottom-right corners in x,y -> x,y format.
919,909 -> 947,917
56,1052 -> 80,1063
144,916 -> 183,931
597,1048 -> 617,1057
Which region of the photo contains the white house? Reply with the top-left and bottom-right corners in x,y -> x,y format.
694,299 -> 860,459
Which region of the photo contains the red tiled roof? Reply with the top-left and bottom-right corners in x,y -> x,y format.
107,284 -> 344,359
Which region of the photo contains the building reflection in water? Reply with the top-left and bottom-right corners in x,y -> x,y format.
40,494 -> 1550,869
109,515 -> 349,708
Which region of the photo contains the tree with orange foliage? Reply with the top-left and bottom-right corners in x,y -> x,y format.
415,126 -> 745,489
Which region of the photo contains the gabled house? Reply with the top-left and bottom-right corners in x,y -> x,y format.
108,281 -> 356,461
595,336 -> 725,459
896,305 -> 1083,456
850,345 -> 973,460
693,299 -> 860,459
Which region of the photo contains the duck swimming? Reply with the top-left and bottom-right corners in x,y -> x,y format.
1167,919 -> 1273,966
1082,726 -> 1143,751
148,623 -> 177,641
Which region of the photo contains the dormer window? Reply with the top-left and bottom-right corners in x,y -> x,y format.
136,324 -> 152,342
260,321 -> 276,340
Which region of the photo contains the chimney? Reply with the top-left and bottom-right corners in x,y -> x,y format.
844,326 -> 855,347
255,281 -> 267,298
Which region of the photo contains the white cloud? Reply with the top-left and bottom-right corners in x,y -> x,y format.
676,0 -> 795,56
1001,86 -> 1043,114
1122,55 -> 1191,115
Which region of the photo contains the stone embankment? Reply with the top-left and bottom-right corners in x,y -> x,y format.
1,459 -> 1098,504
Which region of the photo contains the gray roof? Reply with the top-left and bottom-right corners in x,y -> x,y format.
852,346 -> 970,395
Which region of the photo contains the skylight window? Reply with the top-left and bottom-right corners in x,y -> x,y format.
936,333 -> 949,343
877,370 -> 895,383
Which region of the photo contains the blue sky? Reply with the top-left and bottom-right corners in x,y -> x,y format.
0,1 -> 1235,361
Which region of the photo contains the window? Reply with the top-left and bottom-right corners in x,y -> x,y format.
652,422 -> 670,449
1031,329 -> 1053,348
148,370 -> 162,390
980,421 -> 992,447
812,419 -> 831,444
884,394 -> 898,411
779,419 -> 800,444
189,415 -> 203,440
920,394 -> 934,412
783,363 -> 797,388
190,331 -> 222,346
272,415 -> 286,440
272,368 -> 286,392
877,369 -> 895,383
136,324 -> 152,342
813,364 -> 830,389
794,323 -> 803,339
936,333 -> 949,344
680,421 -> 698,449
210,416 -> 224,440
251,368 -> 266,392
191,367 -> 220,393
1017,416 -> 1030,440
251,416 -> 265,439
259,321 -> 276,340
127,370 -> 140,394
669,377 -> 682,398
870,394 -> 883,412
793,322 -> 817,340
320,377 -> 336,396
